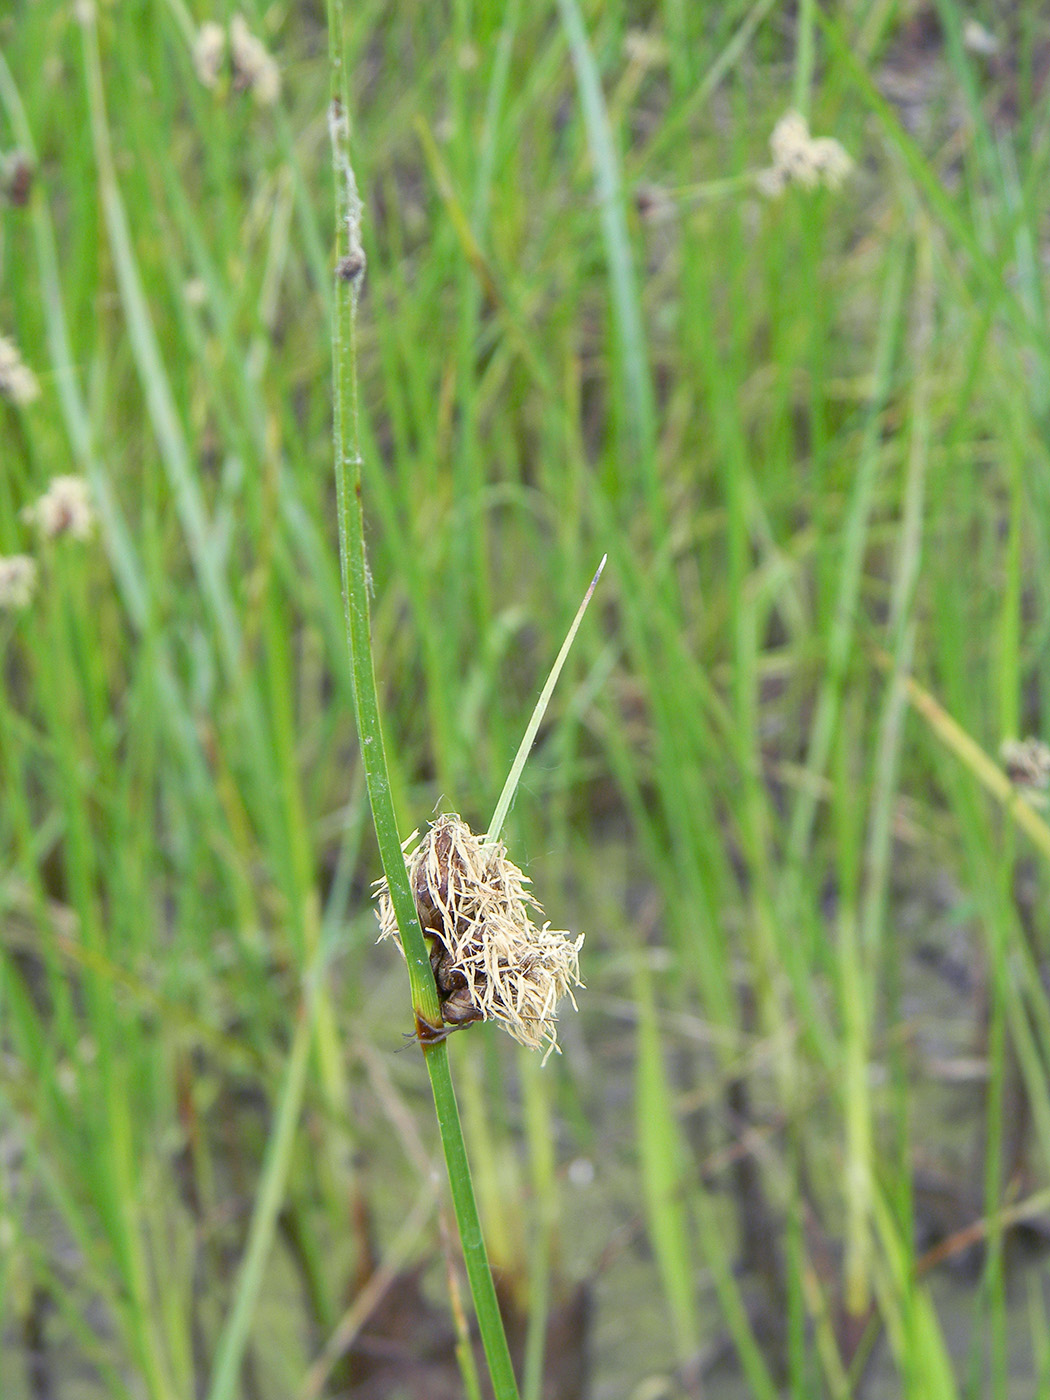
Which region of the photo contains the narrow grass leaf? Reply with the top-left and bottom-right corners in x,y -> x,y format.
634,963 -> 699,1361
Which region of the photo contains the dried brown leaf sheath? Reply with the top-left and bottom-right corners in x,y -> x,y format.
375,815 -> 583,1061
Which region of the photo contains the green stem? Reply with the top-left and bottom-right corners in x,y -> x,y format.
325,6 -> 519,1397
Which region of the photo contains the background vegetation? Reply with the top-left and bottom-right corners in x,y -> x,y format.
3,1 -> 1050,1396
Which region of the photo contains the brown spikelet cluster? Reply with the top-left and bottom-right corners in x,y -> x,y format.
374,815 -> 584,1062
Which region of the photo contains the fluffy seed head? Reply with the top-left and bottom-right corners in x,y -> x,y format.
230,15 -> 281,105
758,110 -> 853,197
0,335 -> 40,406
1000,737 -> 1050,791
22,476 -> 95,541
193,22 -> 227,89
0,555 -> 37,611
375,814 -> 584,1062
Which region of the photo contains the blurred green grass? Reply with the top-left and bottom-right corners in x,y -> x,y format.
3,1 -> 1050,1397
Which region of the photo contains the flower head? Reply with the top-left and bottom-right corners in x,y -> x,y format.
22,476 -> 95,541
757,110 -> 853,197
0,555 -> 37,611
193,21 -> 227,89
375,814 -> 584,1062
1000,737 -> 1050,791
230,15 -> 280,106
0,335 -> 40,406
193,17 -> 280,104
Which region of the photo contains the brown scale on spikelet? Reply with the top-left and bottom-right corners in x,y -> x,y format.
375,815 -> 583,1062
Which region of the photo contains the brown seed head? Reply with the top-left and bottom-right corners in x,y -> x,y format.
375,814 -> 584,1061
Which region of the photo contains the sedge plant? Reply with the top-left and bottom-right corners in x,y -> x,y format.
326,7 -> 603,1394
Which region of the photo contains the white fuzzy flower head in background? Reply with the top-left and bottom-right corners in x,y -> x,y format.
193,21 -> 226,89
375,814 -> 584,1063
0,335 -> 40,406
230,15 -> 281,106
22,476 -> 96,541
757,110 -> 853,197
1000,736 -> 1050,796
192,16 -> 279,105
0,555 -> 38,611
